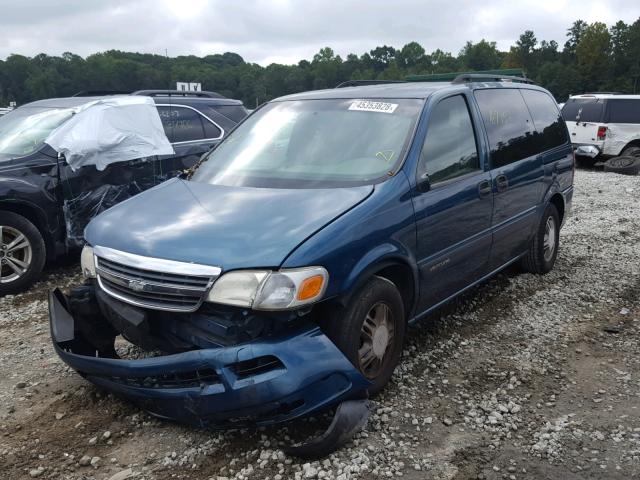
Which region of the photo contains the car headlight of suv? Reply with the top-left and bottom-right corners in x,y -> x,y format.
80,245 -> 97,278
206,267 -> 328,310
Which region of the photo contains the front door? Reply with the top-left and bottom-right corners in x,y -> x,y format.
412,94 -> 494,312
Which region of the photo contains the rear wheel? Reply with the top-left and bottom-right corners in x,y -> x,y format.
0,212 -> 46,295
325,276 -> 405,396
603,155 -> 640,176
521,203 -> 560,274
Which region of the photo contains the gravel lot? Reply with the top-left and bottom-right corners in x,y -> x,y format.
1,169 -> 639,480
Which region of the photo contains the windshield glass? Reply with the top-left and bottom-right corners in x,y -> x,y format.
191,98 -> 423,188
561,98 -> 604,123
0,107 -> 74,157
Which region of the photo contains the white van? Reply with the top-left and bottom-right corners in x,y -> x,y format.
562,94 -> 640,159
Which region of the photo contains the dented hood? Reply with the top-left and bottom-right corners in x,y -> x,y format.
85,178 -> 373,270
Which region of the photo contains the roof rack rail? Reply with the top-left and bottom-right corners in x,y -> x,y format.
132,89 -> 225,99
580,91 -> 624,95
452,73 -> 535,85
335,80 -> 406,88
72,90 -> 132,97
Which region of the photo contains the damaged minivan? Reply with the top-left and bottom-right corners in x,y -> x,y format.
0,91 -> 246,294
49,77 -> 574,454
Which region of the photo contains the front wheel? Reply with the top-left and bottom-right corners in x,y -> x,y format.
324,276 -> 405,396
521,204 -> 560,274
0,212 -> 46,295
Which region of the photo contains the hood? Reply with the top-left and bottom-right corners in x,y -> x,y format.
85,178 -> 373,270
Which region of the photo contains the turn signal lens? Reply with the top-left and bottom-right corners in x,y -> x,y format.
297,275 -> 325,301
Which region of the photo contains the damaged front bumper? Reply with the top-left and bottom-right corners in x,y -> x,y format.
49,288 -> 370,429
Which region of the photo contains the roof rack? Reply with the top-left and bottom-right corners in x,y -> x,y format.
451,73 -> 535,85
580,92 -> 624,95
335,80 -> 406,88
132,90 -> 225,98
72,90 -> 132,97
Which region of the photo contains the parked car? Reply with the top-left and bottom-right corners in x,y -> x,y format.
49,77 -> 574,453
562,93 -> 640,174
0,90 -> 247,295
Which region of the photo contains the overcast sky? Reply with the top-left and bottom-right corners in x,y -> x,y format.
1,0 -> 639,65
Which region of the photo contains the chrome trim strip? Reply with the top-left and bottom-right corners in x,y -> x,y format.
93,246 -> 221,277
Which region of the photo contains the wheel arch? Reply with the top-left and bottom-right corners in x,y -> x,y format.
331,246 -> 419,321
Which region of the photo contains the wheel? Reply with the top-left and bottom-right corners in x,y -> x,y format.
521,203 -> 560,274
603,156 -> 640,176
324,276 -> 405,395
621,146 -> 640,158
0,212 -> 46,295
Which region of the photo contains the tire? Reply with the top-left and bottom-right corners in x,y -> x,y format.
603,156 -> 640,176
0,212 -> 46,295
521,203 -> 560,275
324,276 -> 406,396
620,146 -> 640,158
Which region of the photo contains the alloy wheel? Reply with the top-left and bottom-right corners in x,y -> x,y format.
0,226 -> 33,284
358,302 -> 396,379
543,216 -> 556,262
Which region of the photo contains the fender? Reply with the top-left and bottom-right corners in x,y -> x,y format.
333,243 -> 419,317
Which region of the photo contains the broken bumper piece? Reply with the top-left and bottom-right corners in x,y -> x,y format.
49,288 -> 370,430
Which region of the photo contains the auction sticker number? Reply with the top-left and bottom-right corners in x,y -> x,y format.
349,100 -> 398,114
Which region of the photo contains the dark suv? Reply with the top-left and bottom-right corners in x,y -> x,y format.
0,90 -> 247,294
49,76 -> 574,441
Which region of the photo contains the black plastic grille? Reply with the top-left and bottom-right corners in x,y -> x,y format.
95,368 -> 220,389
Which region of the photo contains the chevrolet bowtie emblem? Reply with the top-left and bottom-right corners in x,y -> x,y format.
128,280 -> 147,292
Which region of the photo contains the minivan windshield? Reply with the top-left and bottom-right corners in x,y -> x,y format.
191,98 -> 423,188
0,106 -> 74,158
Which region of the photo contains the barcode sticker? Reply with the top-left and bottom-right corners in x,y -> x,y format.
349,100 -> 398,114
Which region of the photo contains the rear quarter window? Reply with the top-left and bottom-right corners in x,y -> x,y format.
521,89 -> 569,151
212,105 -> 249,123
607,99 -> 640,124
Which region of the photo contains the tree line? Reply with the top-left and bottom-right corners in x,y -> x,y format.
1,18 -> 639,108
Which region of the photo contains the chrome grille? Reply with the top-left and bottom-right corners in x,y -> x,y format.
93,246 -> 220,312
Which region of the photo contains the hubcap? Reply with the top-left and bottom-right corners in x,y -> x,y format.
543,216 -> 556,262
358,302 -> 395,379
0,226 -> 32,284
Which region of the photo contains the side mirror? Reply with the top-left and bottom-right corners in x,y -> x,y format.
417,172 -> 431,193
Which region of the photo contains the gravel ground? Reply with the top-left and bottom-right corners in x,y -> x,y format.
1,169 -> 639,480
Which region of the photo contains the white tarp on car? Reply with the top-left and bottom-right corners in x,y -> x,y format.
45,96 -> 174,171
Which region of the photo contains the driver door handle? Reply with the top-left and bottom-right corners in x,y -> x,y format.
477,179 -> 491,198
495,174 -> 509,193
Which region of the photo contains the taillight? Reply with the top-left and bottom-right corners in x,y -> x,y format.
597,126 -> 607,140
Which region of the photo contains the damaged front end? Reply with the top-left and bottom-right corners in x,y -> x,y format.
49,282 -> 371,456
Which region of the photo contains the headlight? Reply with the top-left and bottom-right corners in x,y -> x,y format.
207,267 -> 328,310
80,245 -> 96,278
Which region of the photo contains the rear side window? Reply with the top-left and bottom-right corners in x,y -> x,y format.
156,106 -> 174,142
418,95 -> 480,184
521,89 -> 569,151
170,106 -> 206,142
474,89 -> 536,168
607,100 -> 640,124
561,98 -> 604,123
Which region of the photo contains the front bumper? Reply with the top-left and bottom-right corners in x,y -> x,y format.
49,289 -> 369,428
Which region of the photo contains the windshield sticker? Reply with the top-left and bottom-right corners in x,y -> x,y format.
349,100 -> 398,114
376,150 -> 395,163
